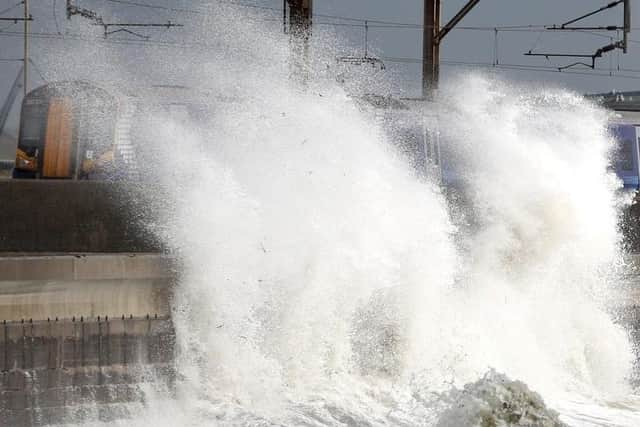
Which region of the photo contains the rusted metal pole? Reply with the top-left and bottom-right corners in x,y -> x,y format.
287,0 -> 312,85
23,0 -> 29,96
422,0 -> 439,98
423,0 -> 481,97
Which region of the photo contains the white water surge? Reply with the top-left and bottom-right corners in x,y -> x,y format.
135,79 -> 637,425
57,4 -> 640,426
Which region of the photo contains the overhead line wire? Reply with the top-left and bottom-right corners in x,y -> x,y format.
52,0 -> 61,34
1,28 -> 639,81
99,0 -> 204,14
60,0 -> 640,34
3,0 -> 637,83
94,0 -> 285,14
575,29 -> 640,45
382,56 -> 640,80
73,1 -> 583,30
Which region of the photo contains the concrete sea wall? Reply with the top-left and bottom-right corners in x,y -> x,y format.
0,316 -> 175,426
0,254 -> 173,321
0,180 -> 162,253
0,254 -> 176,425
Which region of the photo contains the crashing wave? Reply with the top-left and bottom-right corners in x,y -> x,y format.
436,370 -> 566,427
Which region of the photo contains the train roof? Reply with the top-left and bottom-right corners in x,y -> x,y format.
26,81 -> 116,102
609,110 -> 640,125
24,81 -> 243,110
586,91 -> 640,112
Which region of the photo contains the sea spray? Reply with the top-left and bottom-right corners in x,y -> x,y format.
31,2 -> 638,424
434,76 -> 633,400
150,83 -> 459,417
133,74 -> 635,424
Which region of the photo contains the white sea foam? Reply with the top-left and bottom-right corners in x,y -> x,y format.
136,62 -> 635,427
34,2 -> 638,425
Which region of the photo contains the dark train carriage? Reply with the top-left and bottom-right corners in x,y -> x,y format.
13,81 -> 120,179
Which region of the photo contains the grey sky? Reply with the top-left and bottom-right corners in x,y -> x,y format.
314,0 -> 640,94
1,0 -> 639,158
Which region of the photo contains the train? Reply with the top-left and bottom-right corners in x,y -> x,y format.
8,81 -> 236,181
359,92 -> 640,193
611,123 -> 640,190
9,82 -> 640,189
12,81 -> 132,180
594,92 -> 640,191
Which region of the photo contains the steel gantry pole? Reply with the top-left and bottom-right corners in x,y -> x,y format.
23,0 -> 29,96
422,0 -> 480,98
286,0 -> 312,85
422,0 -> 440,98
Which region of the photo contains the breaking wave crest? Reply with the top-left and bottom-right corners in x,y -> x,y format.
137,78 -> 633,427
52,4 -> 636,425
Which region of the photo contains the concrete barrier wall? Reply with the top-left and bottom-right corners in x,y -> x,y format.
0,279 -> 171,322
0,180 -> 162,253
1,316 -> 174,373
0,180 -> 178,425
0,316 -> 175,426
0,253 -> 173,282
0,254 -> 174,322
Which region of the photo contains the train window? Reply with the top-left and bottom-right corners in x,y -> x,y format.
22,118 -> 40,140
617,139 -> 634,172
21,105 -> 46,142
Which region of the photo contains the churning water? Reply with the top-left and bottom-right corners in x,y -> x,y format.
46,3 -> 640,426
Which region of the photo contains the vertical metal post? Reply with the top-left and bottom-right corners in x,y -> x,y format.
105,317 -> 111,367
364,20 -> 368,57
80,317 -> 85,367
422,0 -> 480,97
283,0 -> 287,34
23,0 -> 29,96
28,319 -> 33,370
146,314 -> 151,364
72,318 -> 77,367
122,315 -> 127,366
422,0 -> 440,98
21,319 -> 26,369
493,28 -> 499,66
287,0 -> 313,85
623,0 -> 630,53
302,0 -> 312,85
3,320 -> 7,372
98,317 -> 103,368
